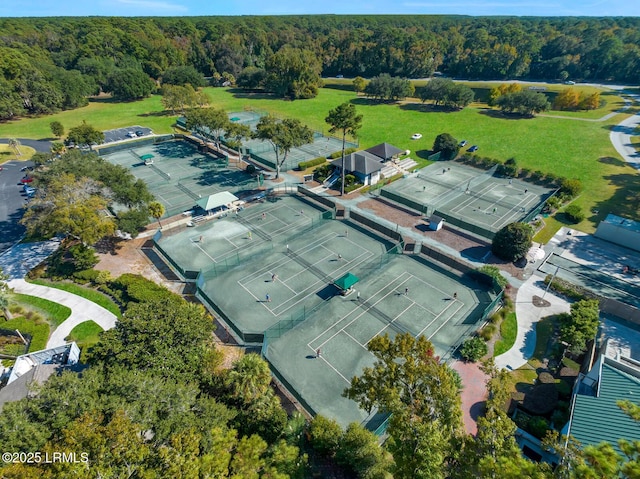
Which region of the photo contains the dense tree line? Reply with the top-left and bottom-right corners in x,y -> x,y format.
1,15 -> 639,119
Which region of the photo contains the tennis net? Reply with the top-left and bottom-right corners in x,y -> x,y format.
357,298 -> 411,335
236,215 -> 272,241
286,250 -> 334,284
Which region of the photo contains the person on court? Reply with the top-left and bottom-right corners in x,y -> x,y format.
453,292 -> 457,299
266,293 -> 271,302
262,212 -> 266,219
248,231 -> 252,240
272,273 -> 277,282
316,348 -> 321,358
404,287 -> 409,296
199,235 -> 203,243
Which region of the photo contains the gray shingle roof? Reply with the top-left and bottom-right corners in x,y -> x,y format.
365,142 -> 404,161
330,151 -> 383,175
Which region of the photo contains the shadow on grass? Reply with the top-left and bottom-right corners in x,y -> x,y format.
592,170 -> 640,224
228,88 -> 284,101
138,111 -> 173,118
348,97 -> 399,106
399,103 -> 461,113
415,149 -> 434,159
598,156 -> 628,167
478,109 -> 535,120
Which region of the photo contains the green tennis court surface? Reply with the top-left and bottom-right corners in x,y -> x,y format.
380,161 -> 553,237
193,197 -> 391,340
264,254 -> 493,427
102,139 -> 259,217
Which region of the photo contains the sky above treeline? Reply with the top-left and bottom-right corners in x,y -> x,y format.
1,0 -> 639,18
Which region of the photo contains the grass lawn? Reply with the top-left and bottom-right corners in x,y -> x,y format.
1,83 -> 636,236
0,144 -> 36,164
494,312 -> 517,357
29,279 -> 122,318
67,320 -> 103,358
12,293 -> 71,327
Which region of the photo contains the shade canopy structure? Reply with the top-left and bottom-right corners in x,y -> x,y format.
196,191 -> 239,211
334,272 -> 359,291
140,154 -> 154,161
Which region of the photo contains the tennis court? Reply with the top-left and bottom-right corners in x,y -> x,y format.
264,254 -> 492,427
195,199 -> 391,341
102,139 -> 258,217
380,161 -> 553,238
243,133 -> 358,172
156,195 -> 333,278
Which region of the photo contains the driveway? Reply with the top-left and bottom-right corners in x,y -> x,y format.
609,94 -> 640,170
8,279 -> 118,349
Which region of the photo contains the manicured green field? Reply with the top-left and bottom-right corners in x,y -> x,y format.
0,83 -> 636,234
29,279 -> 122,317
0,144 -> 36,164
13,293 -> 71,327
67,320 -> 103,353
0,317 -> 49,355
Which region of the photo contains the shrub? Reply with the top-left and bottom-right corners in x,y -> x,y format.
546,196 -> 563,212
528,416 -> 551,439
564,204 -> 585,223
298,156 -> 327,170
559,178 -> 582,199
246,164 -> 256,174
479,324 -> 496,341
110,273 -> 180,305
497,157 -> 519,177
492,222 -> 534,262
473,265 -> 508,289
460,336 -> 488,362
329,147 -> 357,159
538,372 -> 555,384
73,269 -> 100,284
543,274 -> 596,301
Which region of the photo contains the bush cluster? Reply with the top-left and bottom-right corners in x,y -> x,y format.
102,273 -> 181,307
459,336 -> 488,362
563,204 -> 585,223
298,156 -> 327,170
328,147 -> 357,159
543,274 -> 596,301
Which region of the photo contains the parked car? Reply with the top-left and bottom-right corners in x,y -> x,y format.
20,166 -> 33,172
459,140 -> 467,147
20,176 -> 34,183
126,131 -> 137,138
467,145 -> 479,152
135,130 -> 145,136
23,185 -> 36,194
411,133 -> 423,140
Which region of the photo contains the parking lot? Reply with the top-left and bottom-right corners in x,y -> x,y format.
0,160 -> 34,254
103,126 -> 153,144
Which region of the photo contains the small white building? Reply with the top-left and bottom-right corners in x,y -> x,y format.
428,214 -> 444,231
595,214 -> 640,253
330,151 -> 384,186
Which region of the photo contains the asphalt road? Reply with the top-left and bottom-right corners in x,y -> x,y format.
0,160 -> 33,254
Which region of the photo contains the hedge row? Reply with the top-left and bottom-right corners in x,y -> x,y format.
328,147 -> 357,159
299,156 -> 327,170
100,273 -> 182,307
543,274 -> 597,301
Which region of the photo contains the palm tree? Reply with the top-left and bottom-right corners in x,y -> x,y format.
325,103 -> 363,196
148,201 -> 165,229
226,353 -> 272,404
8,138 -> 22,157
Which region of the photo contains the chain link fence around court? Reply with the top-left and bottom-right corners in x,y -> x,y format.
260,242 -> 402,356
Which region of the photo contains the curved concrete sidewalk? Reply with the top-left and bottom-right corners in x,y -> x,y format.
610,104 -> 640,170
494,275 -> 570,371
8,279 -> 118,349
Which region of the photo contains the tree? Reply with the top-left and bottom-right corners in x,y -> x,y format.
148,201 -> 165,229
353,76 -> 366,94
432,133 -> 460,160
488,83 -> 521,106
365,74 -> 413,101
336,422 -> 393,479
0,267 -> 12,320
236,66 -> 266,89
554,88 -> 581,110
161,65 -> 205,87
253,115 -> 313,179
224,121 -> 252,159
459,336 -> 487,362
325,102 -> 363,196
20,173 -> 116,245
185,107 -> 230,151
453,362 -> 548,479
344,333 -> 463,479
66,121 -> 104,148
579,91 -> 600,110
496,90 -> 550,116
50,121 -> 64,137
309,415 -> 342,457
91,297 -> 214,382
104,68 -> 155,101
558,299 -> 599,354
8,138 -> 21,157
419,78 -> 454,105
264,46 -> 323,99
161,84 -> 198,115
491,222 -> 533,262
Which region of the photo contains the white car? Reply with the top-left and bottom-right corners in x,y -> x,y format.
411,133 -> 422,140
126,132 -> 137,138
